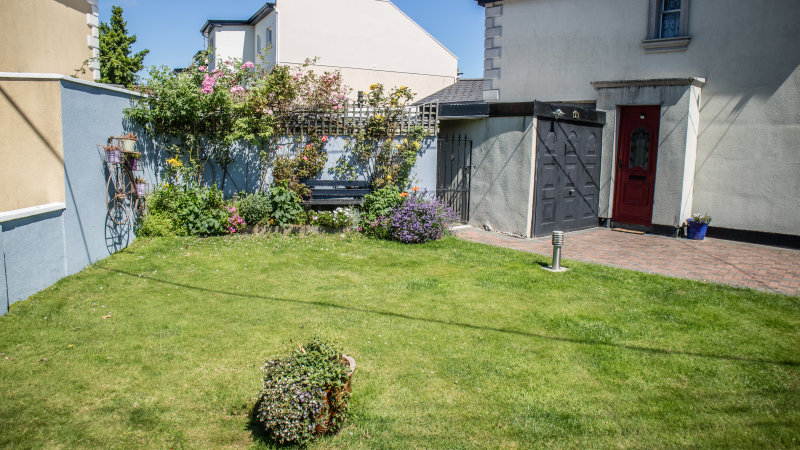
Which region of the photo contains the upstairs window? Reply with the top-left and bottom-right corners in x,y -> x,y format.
643,0 -> 690,52
660,0 -> 681,38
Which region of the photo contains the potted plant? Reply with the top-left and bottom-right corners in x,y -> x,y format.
686,213 -> 712,240
134,177 -> 147,196
102,143 -> 121,164
125,152 -> 142,171
255,338 -> 355,446
118,132 -> 138,153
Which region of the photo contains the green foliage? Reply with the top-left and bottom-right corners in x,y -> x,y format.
146,182 -> 227,236
256,337 -> 351,445
270,134 -> 328,198
235,191 -> 271,226
268,183 -> 304,227
335,84 -> 424,189
135,212 -> 176,237
361,185 -> 402,223
98,6 -> 149,87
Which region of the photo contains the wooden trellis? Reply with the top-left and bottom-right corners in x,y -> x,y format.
278,101 -> 438,136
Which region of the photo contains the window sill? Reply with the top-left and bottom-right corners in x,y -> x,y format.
642,36 -> 691,53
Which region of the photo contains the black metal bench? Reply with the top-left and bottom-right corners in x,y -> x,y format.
300,179 -> 371,206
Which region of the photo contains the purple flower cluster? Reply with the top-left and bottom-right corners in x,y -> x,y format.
389,191 -> 457,243
225,205 -> 246,234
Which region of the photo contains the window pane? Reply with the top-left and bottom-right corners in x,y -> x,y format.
661,12 -> 680,38
630,127 -> 649,170
663,0 -> 681,11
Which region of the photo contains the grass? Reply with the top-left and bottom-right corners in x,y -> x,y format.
0,233 -> 798,448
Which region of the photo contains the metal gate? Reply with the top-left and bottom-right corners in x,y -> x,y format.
436,134 -> 472,222
532,103 -> 605,237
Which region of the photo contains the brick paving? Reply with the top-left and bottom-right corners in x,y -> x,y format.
454,226 -> 800,297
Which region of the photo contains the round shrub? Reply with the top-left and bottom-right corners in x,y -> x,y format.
256,338 -> 352,446
135,211 -> 176,237
268,183 -> 304,227
236,191 -> 271,225
389,191 -> 457,243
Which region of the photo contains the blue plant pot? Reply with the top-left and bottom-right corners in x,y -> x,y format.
686,220 -> 709,240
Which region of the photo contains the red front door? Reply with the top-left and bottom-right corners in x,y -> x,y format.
613,105 -> 660,225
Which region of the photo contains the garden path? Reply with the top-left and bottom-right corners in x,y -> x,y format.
454,226 -> 800,297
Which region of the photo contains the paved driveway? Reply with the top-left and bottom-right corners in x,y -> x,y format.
454,226 -> 800,297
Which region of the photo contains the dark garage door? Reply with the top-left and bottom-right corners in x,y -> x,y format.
532,104 -> 604,237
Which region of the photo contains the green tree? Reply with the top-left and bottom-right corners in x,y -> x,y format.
98,6 -> 149,87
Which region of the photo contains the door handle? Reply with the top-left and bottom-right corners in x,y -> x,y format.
569,189 -> 575,195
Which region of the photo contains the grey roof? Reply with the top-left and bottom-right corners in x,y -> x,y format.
414,78 -> 485,105
201,3 -> 276,34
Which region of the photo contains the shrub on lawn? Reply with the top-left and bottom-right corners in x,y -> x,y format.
389,190 -> 456,243
255,338 -> 353,446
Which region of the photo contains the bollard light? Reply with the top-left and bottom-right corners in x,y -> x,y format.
542,230 -> 568,272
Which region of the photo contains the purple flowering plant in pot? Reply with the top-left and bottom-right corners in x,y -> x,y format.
388,188 -> 457,244
686,213 -> 711,240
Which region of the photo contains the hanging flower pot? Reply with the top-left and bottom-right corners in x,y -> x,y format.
118,133 -> 138,153
134,178 -> 147,196
104,145 -> 121,164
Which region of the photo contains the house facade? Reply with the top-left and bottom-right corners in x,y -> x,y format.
201,0 -> 459,100
0,0 -> 100,81
472,0 -> 800,239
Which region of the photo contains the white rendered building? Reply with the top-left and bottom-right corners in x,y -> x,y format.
201,0 -> 459,100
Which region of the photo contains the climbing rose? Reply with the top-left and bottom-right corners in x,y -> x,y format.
242,61 -> 255,69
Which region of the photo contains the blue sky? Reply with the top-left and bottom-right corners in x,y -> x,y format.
100,0 -> 486,78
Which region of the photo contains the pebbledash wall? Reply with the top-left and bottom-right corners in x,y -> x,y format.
0,74 -> 437,315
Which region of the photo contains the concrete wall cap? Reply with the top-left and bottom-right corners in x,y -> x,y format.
0,73 -> 144,96
0,203 -> 66,223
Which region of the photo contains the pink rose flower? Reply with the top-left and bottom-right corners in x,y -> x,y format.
198,66 -> 206,72
242,61 -> 255,69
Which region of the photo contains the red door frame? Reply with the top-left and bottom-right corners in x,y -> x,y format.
612,105 -> 661,225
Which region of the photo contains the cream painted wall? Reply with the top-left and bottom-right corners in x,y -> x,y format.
253,13 -> 278,69
210,26 -> 255,68
299,64 -> 456,101
276,0 -> 456,77
491,0 -> 800,235
0,0 -> 94,81
0,79 -> 65,212
210,0 -> 458,99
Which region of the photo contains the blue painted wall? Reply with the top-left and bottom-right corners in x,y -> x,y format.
203,135 -> 438,196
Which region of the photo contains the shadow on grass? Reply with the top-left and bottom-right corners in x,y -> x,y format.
98,265 -> 800,368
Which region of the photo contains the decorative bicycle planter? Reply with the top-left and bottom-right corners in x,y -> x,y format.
102,134 -> 145,226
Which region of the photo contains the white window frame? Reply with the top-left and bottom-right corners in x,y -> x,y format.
643,0 -> 691,53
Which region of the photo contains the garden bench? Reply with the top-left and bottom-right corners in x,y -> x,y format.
300,179 -> 371,206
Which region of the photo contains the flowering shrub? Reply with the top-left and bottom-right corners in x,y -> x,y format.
308,207 -> 357,228
271,134 -> 329,198
225,205 -> 246,234
389,190 -> 457,243
334,84 -> 426,189
256,338 -> 352,446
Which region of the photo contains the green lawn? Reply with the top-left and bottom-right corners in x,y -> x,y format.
1,234 -> 798,448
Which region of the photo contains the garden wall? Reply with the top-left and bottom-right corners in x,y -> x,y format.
204,135 -> 438,197
0,76 -> 146,315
